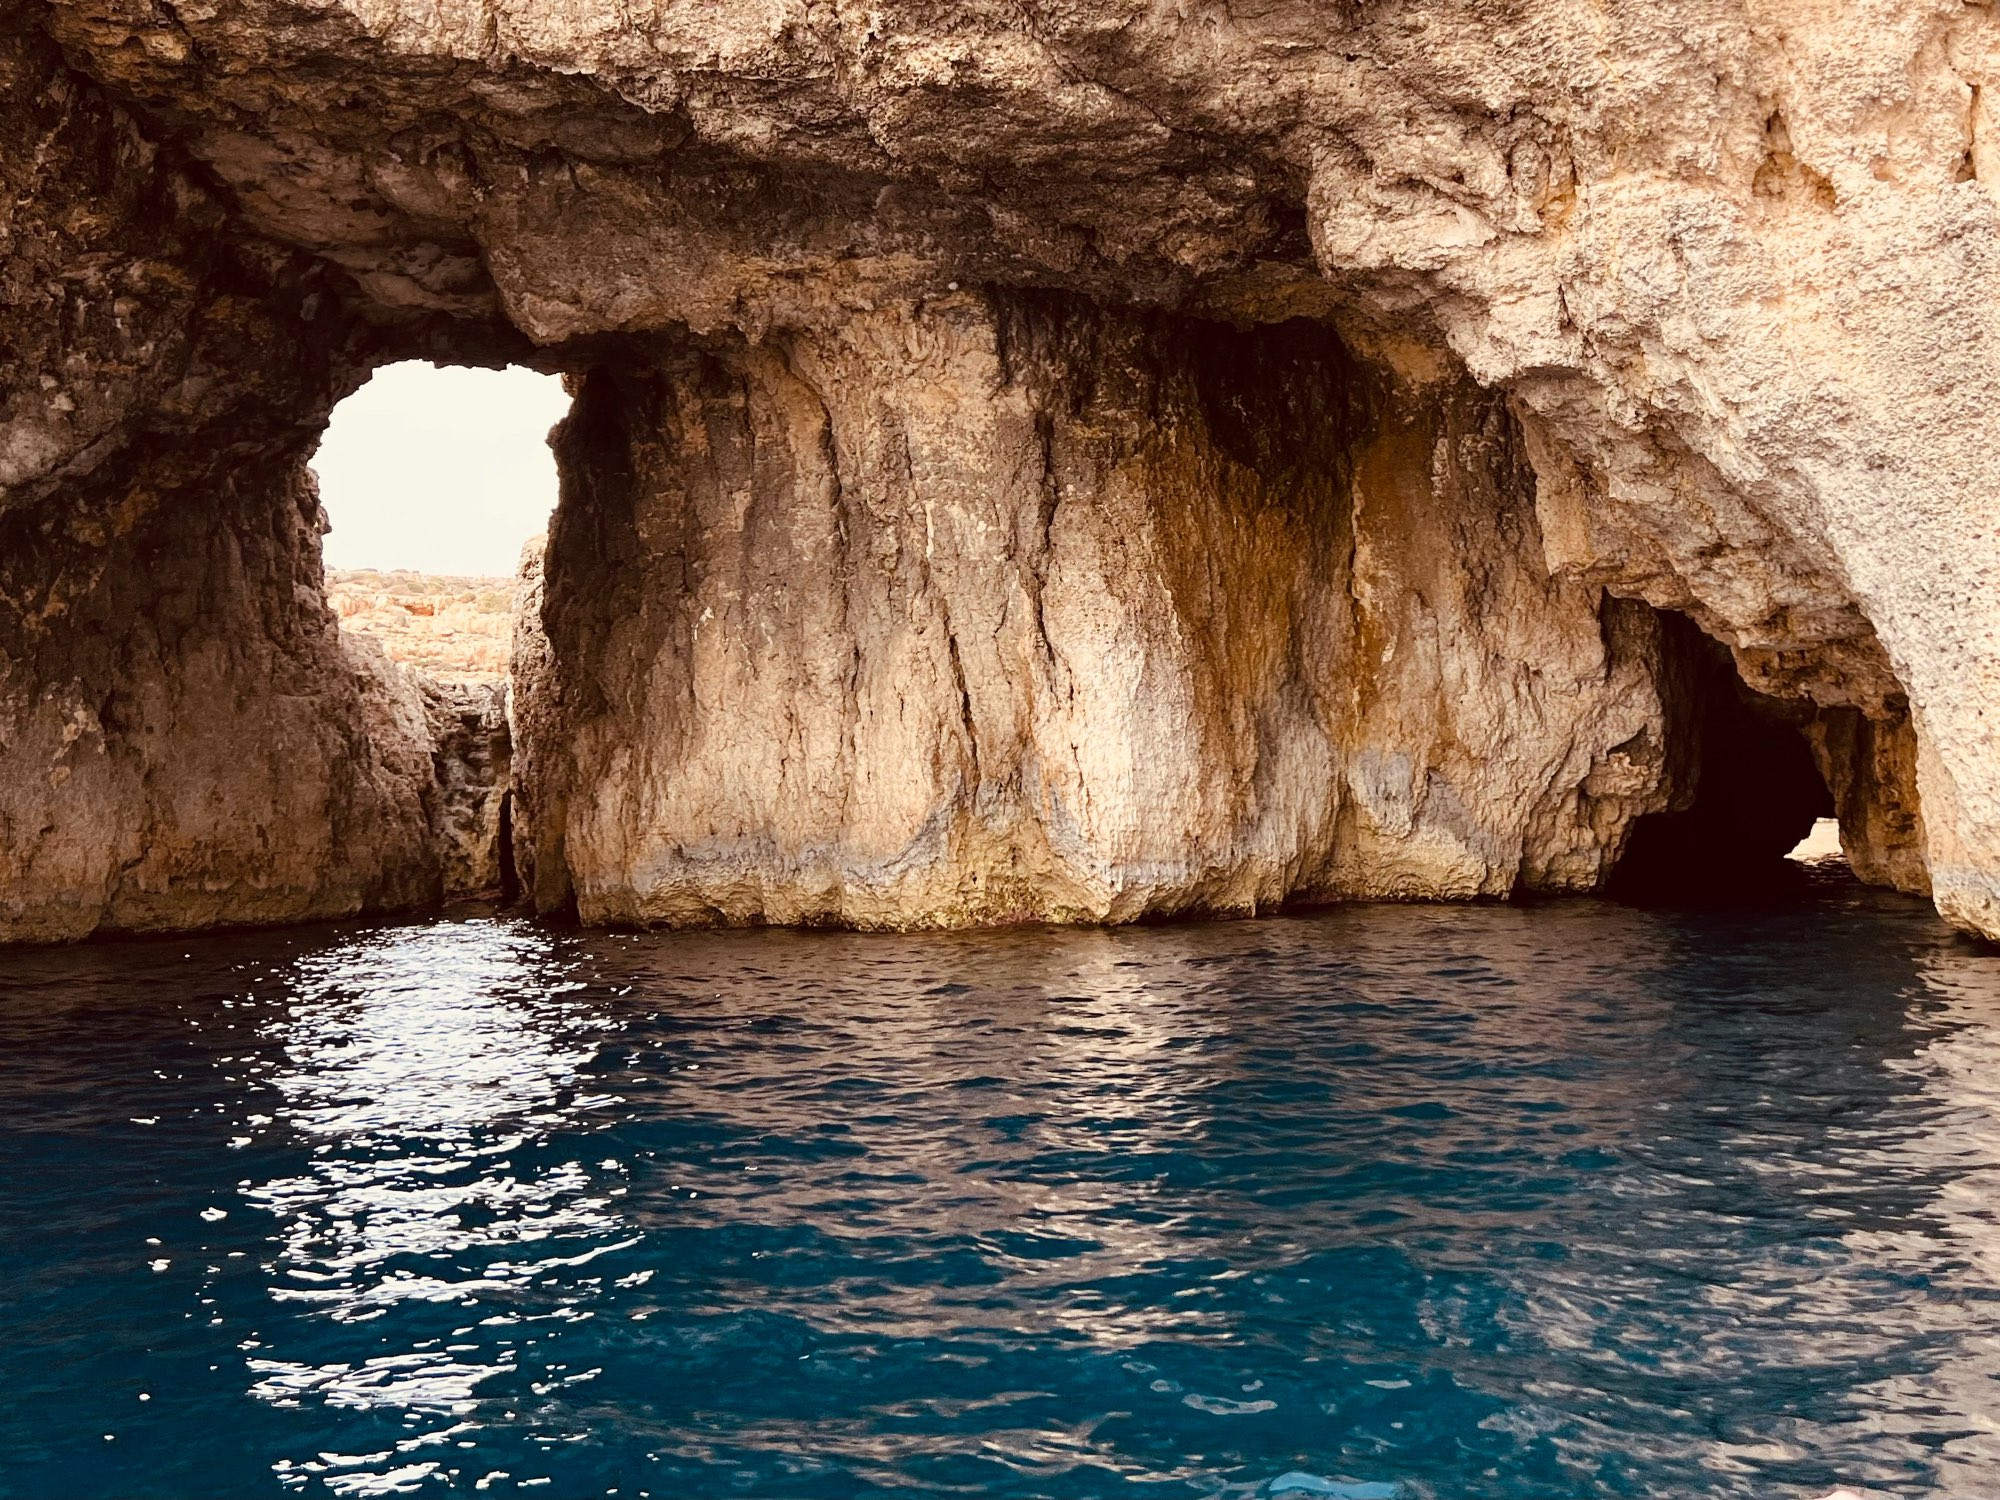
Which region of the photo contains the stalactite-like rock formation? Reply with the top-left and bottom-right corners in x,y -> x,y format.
4,0 -> 1997,941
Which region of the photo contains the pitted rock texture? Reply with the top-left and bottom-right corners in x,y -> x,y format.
1809,704 -> 1930,898
0,4 -> 521,939
5,0 -> 1998,938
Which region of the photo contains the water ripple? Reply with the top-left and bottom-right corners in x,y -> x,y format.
2,889 -> 1998,1498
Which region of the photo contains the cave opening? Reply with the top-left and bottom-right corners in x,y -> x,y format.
1610,611 -> 1840,901
311,360 -> 571,679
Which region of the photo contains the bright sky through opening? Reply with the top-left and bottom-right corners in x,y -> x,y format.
312,362 -> 571,576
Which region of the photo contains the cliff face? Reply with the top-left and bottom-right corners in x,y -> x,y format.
5,0 -> 1997,939
0,16 -> 419,940
513,299 -> 1675,926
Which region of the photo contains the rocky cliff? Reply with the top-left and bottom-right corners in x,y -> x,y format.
3,0 -> 1994,940
511,299 -> 1682,926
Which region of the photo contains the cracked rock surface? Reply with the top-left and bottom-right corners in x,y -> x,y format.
3,0 -> 1995,938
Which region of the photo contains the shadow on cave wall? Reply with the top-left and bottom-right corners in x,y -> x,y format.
1610,611 -> 1835,903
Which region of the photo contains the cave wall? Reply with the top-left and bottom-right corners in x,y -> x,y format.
422,677 -> 513,901
1809,705 -> 1930,897
511,296 -> 1675,927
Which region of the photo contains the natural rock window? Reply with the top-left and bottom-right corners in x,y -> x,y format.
1608,612 -> 1839,898
313,362 -> 570,684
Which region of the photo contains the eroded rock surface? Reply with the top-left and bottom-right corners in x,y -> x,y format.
5,0 -> 1999,938
0,5 -> 519,938
514,298 -> 1675,926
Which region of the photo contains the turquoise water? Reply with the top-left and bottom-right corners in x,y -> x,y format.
4,882 -> 1999,1498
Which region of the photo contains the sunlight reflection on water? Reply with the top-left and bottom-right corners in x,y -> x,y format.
242,923 -> 615,1487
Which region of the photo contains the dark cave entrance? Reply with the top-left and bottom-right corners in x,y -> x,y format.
1610,611 -> 1838,900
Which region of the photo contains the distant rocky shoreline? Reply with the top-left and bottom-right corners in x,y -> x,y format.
327,569 -> 514,684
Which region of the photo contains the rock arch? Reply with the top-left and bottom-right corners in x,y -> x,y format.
2,0 -> 1992,941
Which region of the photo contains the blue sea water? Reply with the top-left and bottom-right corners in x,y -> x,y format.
4,880 -> 1999,1498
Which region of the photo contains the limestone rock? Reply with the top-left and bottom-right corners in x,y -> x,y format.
1809,706 -> 1931,897
418,675 -> 513,900
0,3 -> 522,940
511,298 -> 1672,927
505,537 -> 559,914
7,0 -> 2000,939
